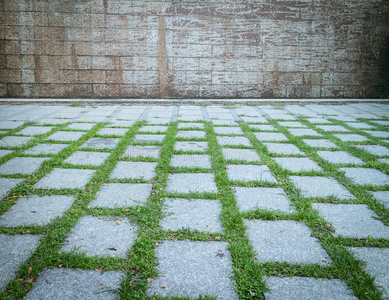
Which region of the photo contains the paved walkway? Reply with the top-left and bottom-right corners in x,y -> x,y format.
0,103 -> 388,299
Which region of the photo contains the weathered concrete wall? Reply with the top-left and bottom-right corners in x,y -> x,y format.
0,0 -> 388,98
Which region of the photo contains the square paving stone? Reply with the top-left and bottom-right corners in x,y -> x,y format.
166,173 -> 218,194
109,161 -> 157,180
178,123 -> 204,129
355,145 -> 389,156
147,241 -> 238,299
379,158 -> 389,164
34,168 -> 95,189
124,145 -> 161,158
170,154 -> 212,168
0,150 -> 13,157
90,183 -> 152,208
234,187 -> 295,213
24,143 -> 68,155
241,116 -> 268,122
176,131 -> 206,139
317,151 -> 364,165
64,151 -> 110,166
306,118 -> 332,124
302,139 -> 339,149
278,121 -> 307,128
96,128 -> 128,136
161,198 -> 223,233
264,143 -> 304,155
227,165 -> 277,183
364,130 -> 389,138
214,127 -> 243,135
222,148 -> 260,162
334,134 -> 369,142
0,234 -> 41,289
24,268 -> 124,300
264,277 -> 358,300
288,128 -> 322,137
273,157 -> 322,172
0,157 -> 48,175
0,121 -> 24,129
340,167 -> 389,186
61,215 -> 138,257
174,141 -> 208,152
0,178 -> 23,200
345,122 -> 375,129
373,120 -> 389,126
46,131 -> 84,142
211,120 -> 238,126
81,138 -> 120,149
290,176 -> 355,199
254,132 -> 288,141
106,120 -> 135,127
244,220 -> 331,265
316,125 -> 350,132
348,247 -> 389,299
133,134 -> 165,143
17,126 -> 53,136
217,136 -> 251,147
312,204 -> 389,238
139,125 -> 168,133
0,136 -> 33,147
249,124 -> 277,131
66,123 -> 95,130
370,191 -> 389,207
0,195 -> 74,227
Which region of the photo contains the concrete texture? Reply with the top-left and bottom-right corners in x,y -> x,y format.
0,149 -> 13,157
222,148 -> 260,162
0,234 -> 41,290
61,215 -> 138,257
24,268 -> 125,300
24,143 -> 68,155
0,157 -> 48,175
334,134 -> 369,142
249,125 -> 277,131
139,125 -> 168,133
174,141 -> 208,152
317,151 -> 364,165
316,125 -> 350,132
233,187 -> 295,213
34,168 -> 95,189
17,126 -> 53,136
81,138 -> 120,149
161,198 -> 223,232
133,134 -> 165,143
302,139 -> 339,149
345,122 -> 375,129
214,127 -> 243,135
340,167 -> 389,186
124,145 -> 161,158
348,247 -> 389,299
290,176 -> 355,199
288,128 -> 322,137
46,131 -> 84,142
178,123 -> 204,129
278,121 -> 307,128
0,195 -> 74,227
166,173 -> 218,193
96,128 -> 128,136
312,204 -> 389,238
244,220 -> 331,265
0,178 -> 24,199
217,136 -> 252,147
227,165 -> 277,183
90,183 -> 152,208
0,136 -> 33,147
170,154 -> 212,168
370,191 -> 389,207
355,145 -> 389,156
109,161 -> 157,180
147,241 -> 238,299
264,277 -> 358,300
254,132 -> 288,141
264,143 -> 304,155
64,151 -> 110,166
364,130 -> 389,138
273,157 -> 322,172
176,131 -> 206,139
66,123 -> 95,130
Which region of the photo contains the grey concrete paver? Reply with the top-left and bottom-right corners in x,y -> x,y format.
211,120 -> 238,126
176,130 -> 206,139
24,268 -> 124,300
177,123 -> 204,129
133,134 -> 165,143
273,157 -> 322,172
90,183 -> 152,208
161,198 -> 223,233
244,220 -> 331,264
264,143 -> 304,155
139,125 -> 168,133
0,136 -> 33,147
124,145 -> 161,158
340,167 -> 389,186
96,128 -> 128,136
254,132 -> 288,141
364,130 -> 389,138
17,126 -> 53,136
316,125 -> 350,132
81,138 -> 120,149
170,154 -> 212,168
312,204 -> 389,238
0,178 -> 24,200
0,157 -> 48,175
278,121 -> 307,128
0,195 -> 74,227
64,151 -> 110,166
345,122 -> 375,129
334,134 -> 369,142
302,139 -> 339,149
217,136 -> 252,147
264,277 -> 358,300
34,168 -> 95,189
290,176 -> 355,199
166,173 -> 218,193
147,241 -> 238,299
348,247 -> 389,299
0,234 -> 41,290
222,148 -> 260,162
355,145 -> 389,156
24,143 -> 68,155
0,149 -> 13,157
249,124 -> 277,131
61,215 -> 138,257
109,161 -> 157,180
214,127 -> 243,135
370,191 -> 389,207
66,123 -> 95,130
0,121 -> 24,129
288,128 -> 322,137
174,141 -> 208,152
46,131 -> 84,142
317,151 -> 364,165
226,165 -> 277,183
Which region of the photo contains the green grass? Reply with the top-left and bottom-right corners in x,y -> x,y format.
0,106 -> 388,299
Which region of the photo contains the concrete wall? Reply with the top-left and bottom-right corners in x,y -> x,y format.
0,0 -> 388,99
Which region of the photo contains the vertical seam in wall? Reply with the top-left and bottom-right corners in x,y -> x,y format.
158,15 -> 169,98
